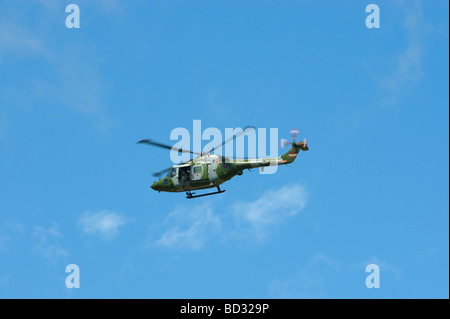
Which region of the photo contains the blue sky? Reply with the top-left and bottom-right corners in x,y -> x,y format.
0,0 -> 448,298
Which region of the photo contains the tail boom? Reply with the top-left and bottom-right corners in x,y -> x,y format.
280,141 -> 308,164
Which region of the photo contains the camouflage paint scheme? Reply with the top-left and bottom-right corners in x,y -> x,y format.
150,141 -> 308,192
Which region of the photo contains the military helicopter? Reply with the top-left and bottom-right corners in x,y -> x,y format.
137,128 -> 308,199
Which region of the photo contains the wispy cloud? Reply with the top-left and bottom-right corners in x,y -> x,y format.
269,254 -> 402,298
0,221 -> 24,253
78,210 -> 129,240
379,0 -> 430,105
153,203 -> 222,250
231,184 -> 308,241
0,2 -> 117,132
31,224 -> 68,264
336,0 -> 432,132
353,256 -> 402,280
269,253 -> 341,298
32,224 -> 61,242
151,184 -> 308,250
0,19 -> 47,64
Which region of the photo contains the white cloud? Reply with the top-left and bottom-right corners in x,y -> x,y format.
0,2 -> 117,132
151,184 -> 308,249
269,253 -> 341,298
379,0 -> 430,104
354,256 -> 402,280
79,210 -> 129,240
0,20 -> 47,64
336,0 -> 432,131
0,221 -> 24,253
231,184 -> 308,241
32,224 -> 62,242
269,255 -> 402,298
154,203 -> 222,250
31,224 -> 68,263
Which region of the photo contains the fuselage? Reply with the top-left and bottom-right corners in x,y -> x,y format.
150,141 -> 307,193
151,154 -> 239,192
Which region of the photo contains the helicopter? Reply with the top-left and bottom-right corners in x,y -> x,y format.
137,128 -> 308,199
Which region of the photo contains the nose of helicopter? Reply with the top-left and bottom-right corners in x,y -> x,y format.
151,180 -> 161,191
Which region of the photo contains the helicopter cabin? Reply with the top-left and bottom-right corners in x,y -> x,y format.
170,163 -> 207,185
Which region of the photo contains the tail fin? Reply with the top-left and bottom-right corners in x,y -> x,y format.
280,140 -> 308,163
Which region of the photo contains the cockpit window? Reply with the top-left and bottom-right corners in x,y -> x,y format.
170,168 -> 177,178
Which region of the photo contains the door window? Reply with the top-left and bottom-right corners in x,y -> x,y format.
192,165 -> 203,180
193,166 -> 202,174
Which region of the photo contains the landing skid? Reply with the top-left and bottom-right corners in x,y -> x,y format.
186,186 -> 226,199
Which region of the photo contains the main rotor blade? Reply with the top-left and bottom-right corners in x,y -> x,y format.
152,166 -> 172,178
137,139 -> 201,155
203,126 -> 256,156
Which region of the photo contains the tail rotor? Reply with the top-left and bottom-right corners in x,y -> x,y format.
279,129 -> 309,151
280,138 -> 291,148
